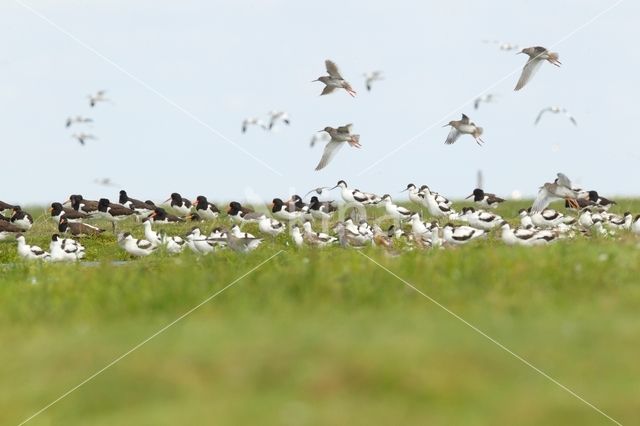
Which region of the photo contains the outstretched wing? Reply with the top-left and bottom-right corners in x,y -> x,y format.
563,110 -> 577,126
514,57 -> 543,91
532,186 -> 554,213
325,60 -> 343,79
556,173 -> 572,188
315,141 -> 344,171
320,85 -> 336,96
534,107 -> 551,125
444,127 -> 461,145
336,124 -> 353,134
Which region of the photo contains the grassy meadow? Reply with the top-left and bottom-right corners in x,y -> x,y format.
1,199 -> 640,425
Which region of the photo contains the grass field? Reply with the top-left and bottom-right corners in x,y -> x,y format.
1,200 -> 639,425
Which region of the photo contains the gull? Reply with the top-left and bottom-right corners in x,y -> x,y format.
514,46 -> 561,91
443,114 -> 484,146
312,59 -> 356,97
532,173 -> 586,213
88,90 -> 110,107
72,133 -> 97,146
363,71 -> 383,91
267,111 -> 290,130
535,106 -> 577,126
241,117 -> 266,133
66,116 -> 93,128
315,124 -> 361,171
473,94 -> 497,110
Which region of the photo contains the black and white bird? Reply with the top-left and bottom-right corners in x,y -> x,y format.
88,90 -> 110,107
532,173 -> 586,213
461,207 -> 503,230
420,187 -> 456,218
380,194 -> 411,221
301,220 -> 337,247
164,193 -> 192,215
185,227 -> 217,254
10,206 -> 33,231
49,234 -> 85,262
272,198 -> 302,222
499,222 -> 557,246
227,202 -> 262,223
632,215 -> 640,235
58,217 -> 105,236
442,224 -> 485,245
535,106 -> 577,126
530,208 -> 574,228
193,196 -> 220,220
119,190 -> 154,217
142,219 -> 185,253
118,232 -> 156,257
65,116 -> 93,128
241,117 -> 266,133
149,207 -> 185,224
363,70 -> 383,91
66,194 -> 100,216
308,196 -> 337,221
267,111 -> 290,130
50,202 -> 87,223
332,180 -> 380,207
71,133 -> 97,146
514,46 -> 561,91
465,189 -> 505,208
606,212 -> 633,231
0,200 -> 16,213
258,214 -> 285,237
97,198 -> 136,230
586,191 -> 616,211
16,234 -> 50,260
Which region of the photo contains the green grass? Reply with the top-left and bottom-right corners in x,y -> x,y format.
1,200 -> 640,425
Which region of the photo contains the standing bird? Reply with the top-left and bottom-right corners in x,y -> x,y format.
314,124 -> 362,170
363,71 -> 383,91
119,190 -> 154,217
313,59 -> 356,97
10,206 -> 34,231
88,90 -> 110,107
465,188 -> 505,208
443,114 -> 484,146
241,117 -> 266,133
535,106 -> 577,126
0,220 -> 23,241
193,195 -> 220,220
97,198 -> 136,231
164,192 -> 192,215
514,46 -> 561,91
532,173 -> 585,213
65,116 -> 93,128
71,133 -> 97,146
267,111 -> 290,130
50,202 -> 87,223
473,93 -> 497,110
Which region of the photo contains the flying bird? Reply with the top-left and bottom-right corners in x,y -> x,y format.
267,111 -> 290,130
532,173 -> 585,213
88,90 -> 110,107
483,40 -> 519,51
315,124 -> 361,171
71,133 -> 97,146
65,116 -> 93,128
241,117 -> 266,133
535,106 -> 577,126
443,114 -> 484,146
93,178 -> 119,187
473,94 -> 497,110
363,71 -> 383,91
312,60 -> 356,97
514,46 -> 561,91
309,132 -> 330,148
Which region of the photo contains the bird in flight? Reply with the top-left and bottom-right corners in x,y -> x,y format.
532,173 -> 585,212
443,114 -> 484,146
514,46 -> 561,91
71,133 -> 97,146
535,106 -> 577,126
363,71 -> 383,91
65,116 -> 93,128
241,117 -> 266,133
473,94 -> 497,110
313,60 -> 356,97
88,90 -> 110,107
315,124 -> 361,171
267,111 -> 290,130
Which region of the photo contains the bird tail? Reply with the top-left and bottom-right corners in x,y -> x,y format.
547,52 -> 561,66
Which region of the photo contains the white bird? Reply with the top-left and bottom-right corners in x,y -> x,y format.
309,132 -> 330,148
258,214 -> 285,237
461,207 -> 503,230
473,94 -> 497,110
230,224 -> 256,239
499,222 -> 556,246
66,116 -> 93,128
242,117 -> 267,133
301,220 -> 337,247
267,111 -> 290,130
71,133 -> 97,146
514,46 -> 561,91
363,71 -> 383,91
49,234 -> 85,261
535,106 -> 577,126
332,180 -> 379,207
185,227 -> 217,254
442,224 -> 485,245
531,209 -> 574,228
605,212 -> 633,231
118,232 -> 155,257
631,215 -> 640,235
380,194 -> 411,221
532,173 -> 585,213
315,124 -> 361,171
420,186 -> 456,218
88,90 -> 110,107
291,224 -> 304,247
16,234 -> 50,260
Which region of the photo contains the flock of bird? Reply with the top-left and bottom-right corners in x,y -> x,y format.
1,172 -> 640,261
239,45 -> 576,171
67,90 -> 110,145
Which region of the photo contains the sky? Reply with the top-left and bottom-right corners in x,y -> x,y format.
1,0 -> 638,206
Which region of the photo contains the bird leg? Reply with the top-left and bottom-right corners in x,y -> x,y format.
565,198 -> 579,210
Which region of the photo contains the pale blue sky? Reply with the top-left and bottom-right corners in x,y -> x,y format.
1,0 -> 638,205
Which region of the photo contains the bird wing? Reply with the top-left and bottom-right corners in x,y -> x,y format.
337,124 -> 353,134
460,114 -> 470,124
320,85 -> 336,96
514,57 -> 543,91
532,186 -> 555,213
556,173 -> 572,188
563,110 -> 577,126
315,141 -> 344,171
366,80 -> 372,91
473,98 -> 481,110
534,107 -> 551,125
325,60 -> 343,79
444,127 -> 461,145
